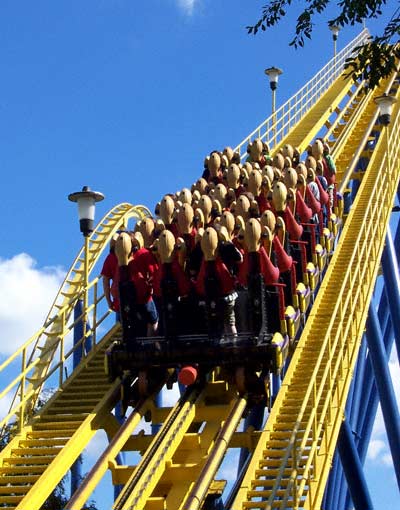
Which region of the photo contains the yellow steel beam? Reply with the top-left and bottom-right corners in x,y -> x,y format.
183,396 -> 247,510
66,399 -> 156,510
113,388 -> 204,510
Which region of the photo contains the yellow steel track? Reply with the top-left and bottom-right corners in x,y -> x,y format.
231,77 -> 400,510
0,29 -> 398,510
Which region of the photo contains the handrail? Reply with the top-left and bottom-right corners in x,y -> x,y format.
238,73 -> 400,509
233,29 -> 370,158
0,203 -> 151,433
0,279 -> 111,432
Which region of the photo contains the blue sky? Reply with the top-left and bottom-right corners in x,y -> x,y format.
0,1 -> 399,509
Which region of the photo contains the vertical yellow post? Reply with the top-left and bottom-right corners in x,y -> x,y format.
264,66 -> 282,148
59,310 -> 66,387
312,381 -> 318,478
19,348 -> 26,432
292,434 -> 298,509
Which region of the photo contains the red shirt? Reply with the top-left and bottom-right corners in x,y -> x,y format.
112,248 -> 159,306
322,157 -> 336,186
153,260 -> 191,298
166,223 -> 180,239
128,248 -> 159,304
195,258 -> 236,296
234,185 -> 246,198
182,229 -> 197,252
256,194 -> 270,214
315,177 -> 330,206
101,252 -> 118,279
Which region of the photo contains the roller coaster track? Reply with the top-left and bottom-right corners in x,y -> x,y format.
231,76 -> 400,510
0,29 -> 398,510
0,203 -> 151,434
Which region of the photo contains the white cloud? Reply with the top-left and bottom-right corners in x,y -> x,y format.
84,429 -> 109,461
0,394 -> 14,423
367,439 -> 386,460
0,253 -> 64,356
177,0 -> 197,15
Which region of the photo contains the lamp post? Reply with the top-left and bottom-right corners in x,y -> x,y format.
374,93 -> 397,170
264,66 -> 283,146
67,185 -> 104,496
68,186 -> 104,354
329,24 -> 340,58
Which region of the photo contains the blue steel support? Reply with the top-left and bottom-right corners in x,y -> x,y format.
324,451 -> 340,510
395,218 -> 400,250
337,419 -> 374,509
71,299 -> 92,495
332,453 -> 346,508
326,294 -> 369,508
272,373 -> 281,400
350,338 -> 367,429
237,402 -> 265,473
336,341 -> 368,510
358,378 -> 380,465
366,305 -> 400,490
152,390 -> 163,434
110,312 -> 126,501
326,311 -> 367,506
358,307 -> 392,464
113,401 -> 126,500
381,229 -> 400,365
355,281 -> 391,457
344,336 -> 376,510
355,292 -> 387,439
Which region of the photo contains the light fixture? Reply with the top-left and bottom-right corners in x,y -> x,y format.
374,94 -> 397,126
329,24 -> 340,41
68,186 -> 105,236
264,67 -> 283,91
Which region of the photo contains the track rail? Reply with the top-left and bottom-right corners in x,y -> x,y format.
112,379 -> 245,510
